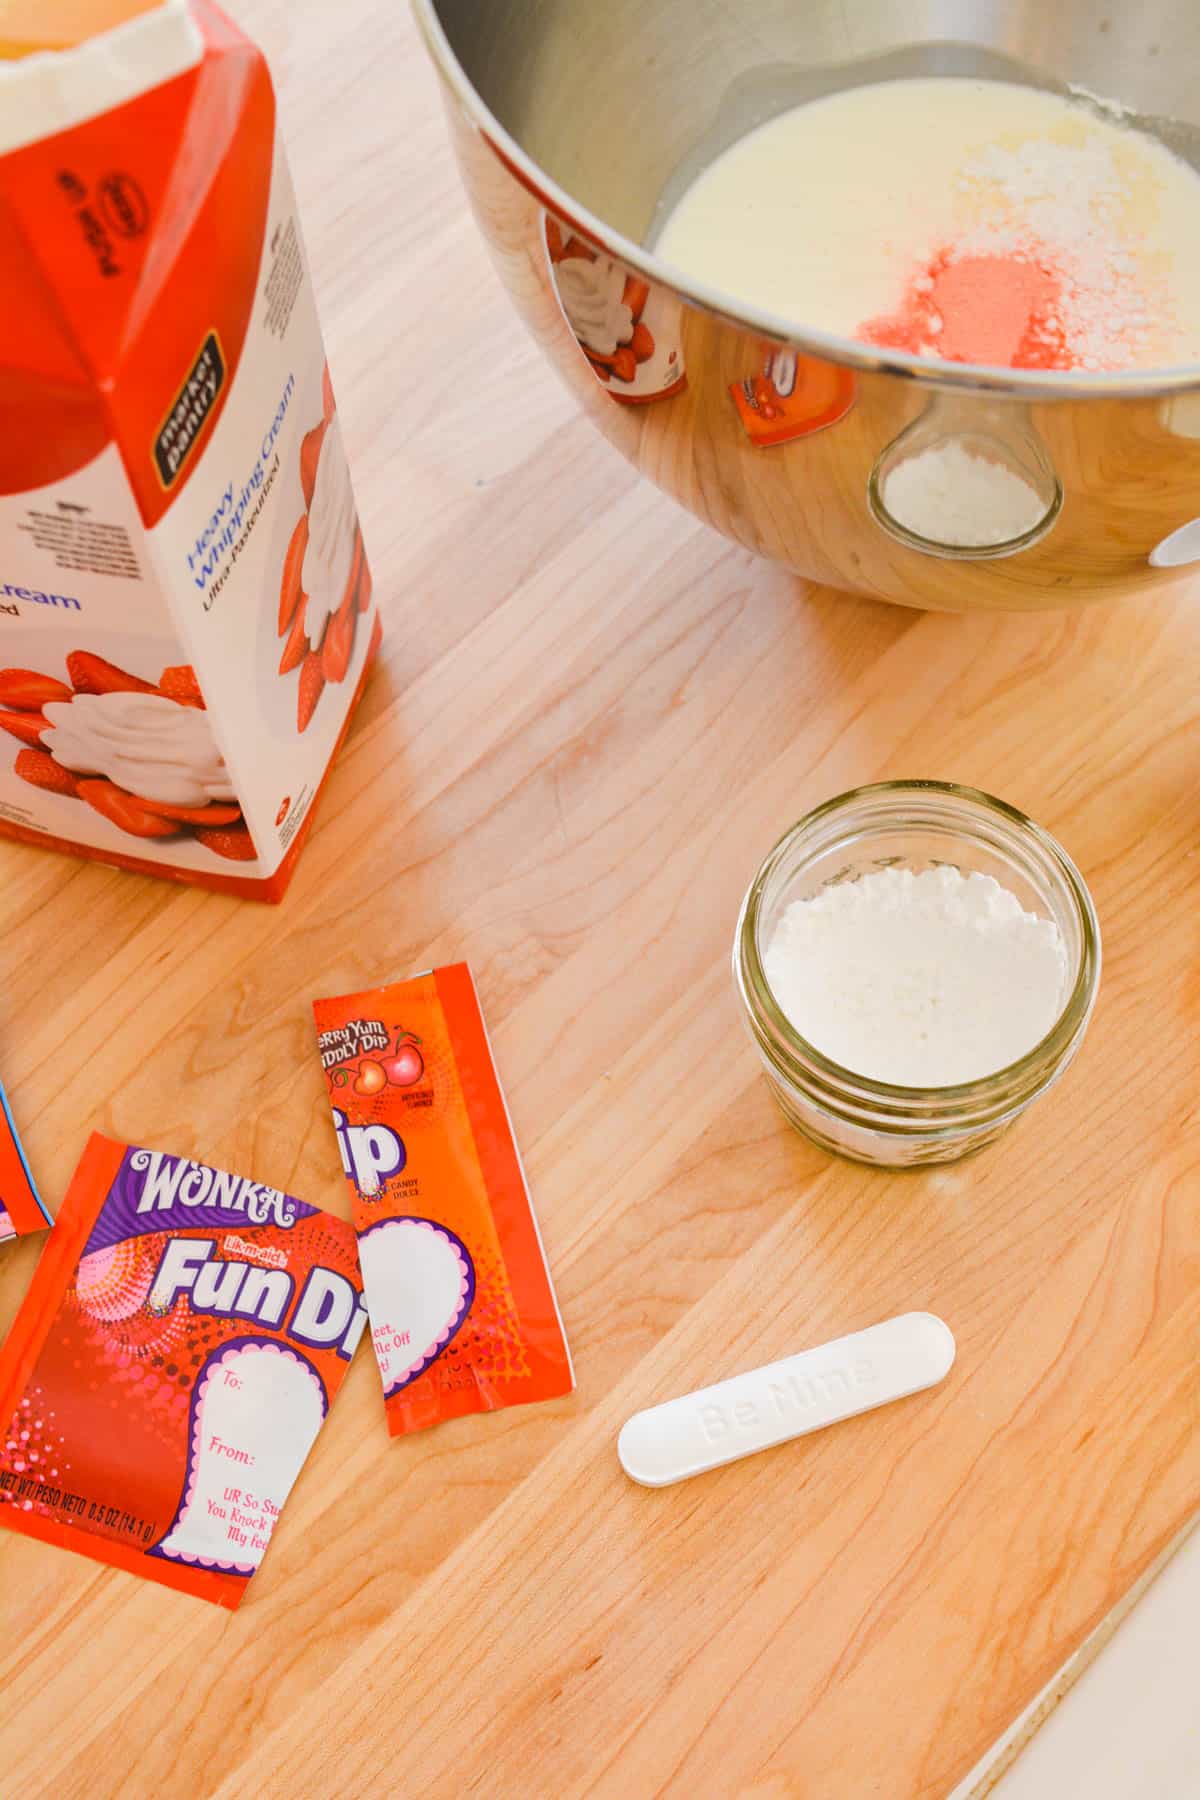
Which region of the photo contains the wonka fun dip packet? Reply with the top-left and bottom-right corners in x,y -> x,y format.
0,1078 -> 50,1245
0,1133 -> 365,1608
313,963 -> 574,1437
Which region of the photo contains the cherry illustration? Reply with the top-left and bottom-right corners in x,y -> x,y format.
353,1060 -> 387,1096
381,1035 -> 424,1087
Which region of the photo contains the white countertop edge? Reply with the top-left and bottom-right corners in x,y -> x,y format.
947,1513 -> 1199,1800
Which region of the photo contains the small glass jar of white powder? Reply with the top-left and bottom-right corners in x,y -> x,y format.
734,782 -> 1100,1167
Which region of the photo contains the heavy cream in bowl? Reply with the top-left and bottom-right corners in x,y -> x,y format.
656,78 -> 1200,372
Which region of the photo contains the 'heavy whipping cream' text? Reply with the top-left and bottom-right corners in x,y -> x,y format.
186,372 -> 295,603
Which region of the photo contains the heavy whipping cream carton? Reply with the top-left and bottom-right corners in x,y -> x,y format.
0,1 -> 379,899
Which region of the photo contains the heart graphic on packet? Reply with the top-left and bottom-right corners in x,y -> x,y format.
356,1217 -> 475,1395
153,1339 -> 327,1575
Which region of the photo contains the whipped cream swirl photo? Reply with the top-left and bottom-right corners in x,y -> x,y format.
42,692 -> 236,809
553,255 -> 635,357
302,417 -> 360,644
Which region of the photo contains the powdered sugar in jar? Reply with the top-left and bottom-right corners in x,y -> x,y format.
734,782 -> 1101,1167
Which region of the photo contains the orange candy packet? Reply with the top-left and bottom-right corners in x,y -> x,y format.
313,964 -> 574,1436
731,348 -> 855,447
0,1079 -> 50,1245
0,1133 -> 365,1608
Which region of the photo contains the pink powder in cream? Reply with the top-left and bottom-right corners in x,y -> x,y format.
862,248 -> 1072,369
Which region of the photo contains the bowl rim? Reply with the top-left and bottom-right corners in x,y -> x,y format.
413,0 -> 1200,401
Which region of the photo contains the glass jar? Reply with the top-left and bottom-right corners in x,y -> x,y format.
733,781 -> 1101,1168
867,395 -> 1063,560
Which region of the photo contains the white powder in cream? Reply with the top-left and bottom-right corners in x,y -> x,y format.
880,441 -> 1048,547
656,78 -> 1200,370
763,865 -> 1068,1086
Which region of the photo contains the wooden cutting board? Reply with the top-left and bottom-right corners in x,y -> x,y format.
1,3 -> 1197,1795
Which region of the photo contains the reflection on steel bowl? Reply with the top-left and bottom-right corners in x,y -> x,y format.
413,0 -> 1200,612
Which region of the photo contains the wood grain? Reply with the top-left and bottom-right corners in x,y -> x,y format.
1,4 -> 1197,1796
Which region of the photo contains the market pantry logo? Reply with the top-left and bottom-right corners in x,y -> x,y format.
154,330 -> 226,489
0,582 -> 82,612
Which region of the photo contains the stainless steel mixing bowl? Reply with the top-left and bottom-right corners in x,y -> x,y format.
413,0 -> 1200,611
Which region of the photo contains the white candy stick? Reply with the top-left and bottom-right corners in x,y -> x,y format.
618,1312 -> 956,1488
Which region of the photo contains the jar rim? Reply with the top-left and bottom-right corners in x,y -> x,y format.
735,780 -> 1101,1111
